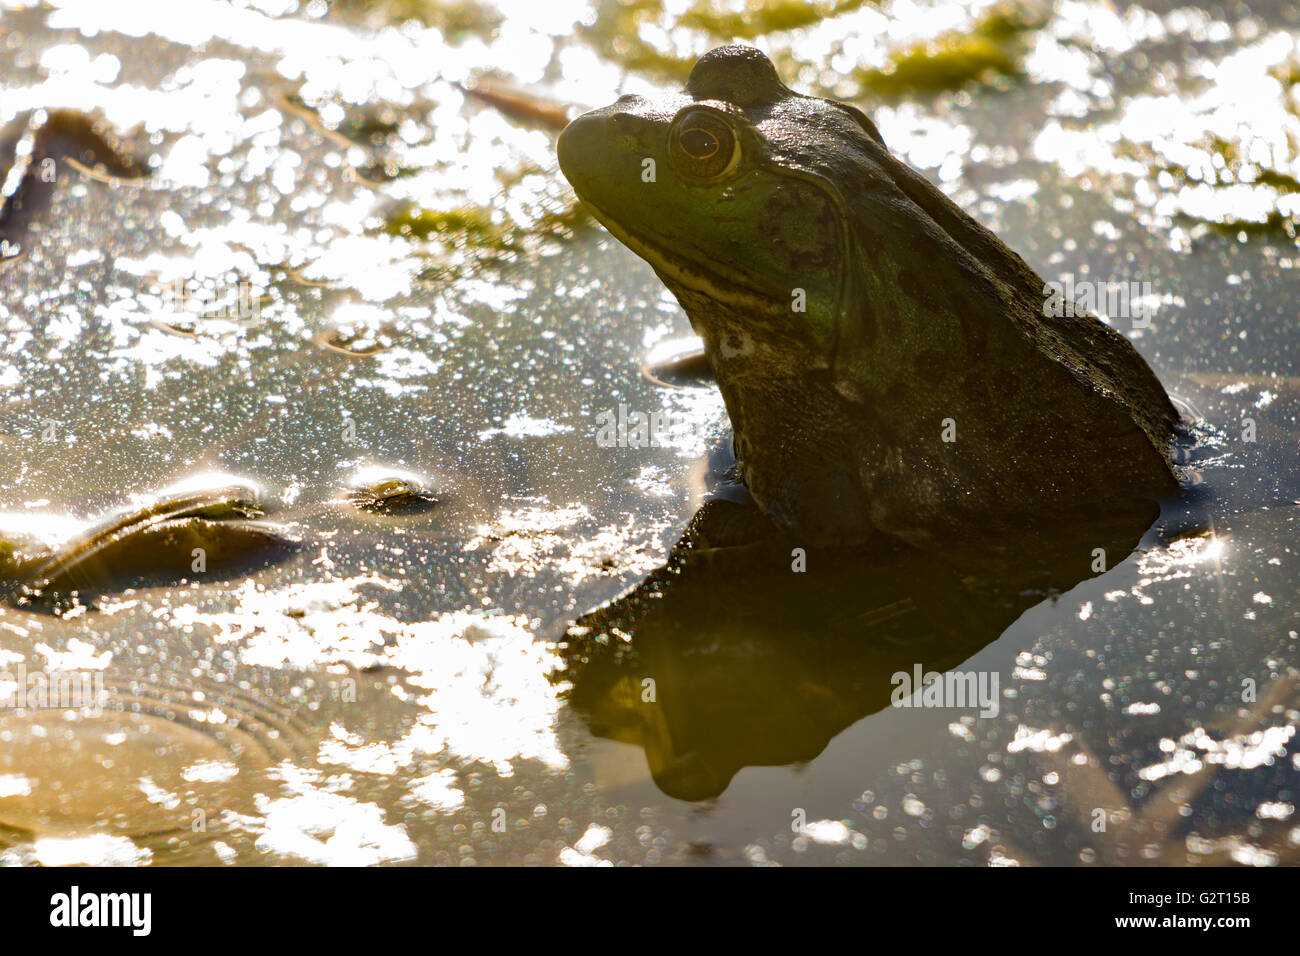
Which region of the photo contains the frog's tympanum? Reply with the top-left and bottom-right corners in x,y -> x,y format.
558,46 -> 1180,547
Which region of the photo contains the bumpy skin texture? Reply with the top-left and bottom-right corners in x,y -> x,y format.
558,45 -> 1179,547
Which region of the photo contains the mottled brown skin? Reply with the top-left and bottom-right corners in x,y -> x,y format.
559,46 -> 1180,548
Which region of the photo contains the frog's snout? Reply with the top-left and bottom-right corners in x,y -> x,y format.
556,111 -> 602,184
559,107 -> 661,213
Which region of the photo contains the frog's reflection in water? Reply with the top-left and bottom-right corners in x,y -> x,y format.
557,497 -> 1159,802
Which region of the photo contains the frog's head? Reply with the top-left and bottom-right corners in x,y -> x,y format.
559,45 -> 1062,408
558,46 -> 888,358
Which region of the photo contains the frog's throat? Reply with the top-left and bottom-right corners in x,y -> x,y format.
581,171 -> 858,369
579,198 -> 789,319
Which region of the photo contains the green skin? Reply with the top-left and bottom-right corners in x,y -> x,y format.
558,45 -> 1180,548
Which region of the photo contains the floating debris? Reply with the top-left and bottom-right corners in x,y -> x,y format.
459,78 -> 573,131
317,322 -> 400,357
858,2 -> 1049,96
342,465 -> 440,516
6,475 -> 298,606
0,108 -> 148,254
642,338 -> 713,387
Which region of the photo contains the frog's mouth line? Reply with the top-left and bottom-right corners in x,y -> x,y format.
578,199 -> 781,315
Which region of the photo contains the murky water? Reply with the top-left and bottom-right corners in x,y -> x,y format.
0,0 -> 1297,865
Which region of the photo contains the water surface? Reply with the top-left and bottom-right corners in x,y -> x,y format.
0,0 -> 1297,865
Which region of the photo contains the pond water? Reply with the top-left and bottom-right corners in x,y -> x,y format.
0,0 -> 1296,865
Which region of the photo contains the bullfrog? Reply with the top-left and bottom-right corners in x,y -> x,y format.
558,45 -> 1181,548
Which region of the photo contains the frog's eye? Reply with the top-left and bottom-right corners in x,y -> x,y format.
670,110 -> 742,183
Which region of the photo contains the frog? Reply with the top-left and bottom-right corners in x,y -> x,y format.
558,45 -> 1181,548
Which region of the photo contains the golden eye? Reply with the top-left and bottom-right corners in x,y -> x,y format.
670,110 -> 741,183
